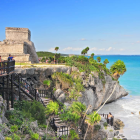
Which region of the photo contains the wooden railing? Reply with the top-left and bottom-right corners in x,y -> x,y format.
0,60 -> 15,75
38,89 -> 64,108
99,113 -> 108,119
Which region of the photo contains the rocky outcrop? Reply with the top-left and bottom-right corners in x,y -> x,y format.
15,66 -> 128,112
15,66 -> 71,89
0,96 -> 8,140
54,89 -> 66,103
114,118 -> 124,130
78,73 -> 128,112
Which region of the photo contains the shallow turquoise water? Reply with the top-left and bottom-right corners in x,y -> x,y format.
90,55 -> 140,96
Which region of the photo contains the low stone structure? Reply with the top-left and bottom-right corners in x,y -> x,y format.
0,27 -> 39,63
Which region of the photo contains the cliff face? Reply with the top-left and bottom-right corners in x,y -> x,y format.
0,96 -> 8,140
15,66 -> 128,111
78,73 -> 128,112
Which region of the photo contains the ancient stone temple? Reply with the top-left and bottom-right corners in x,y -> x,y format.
0,27 -> 39,63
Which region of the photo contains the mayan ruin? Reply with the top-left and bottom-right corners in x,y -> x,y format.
0,27 -> 39,63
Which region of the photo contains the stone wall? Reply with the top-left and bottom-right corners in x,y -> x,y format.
0,27 -> 39,63
6,27 -> 31,41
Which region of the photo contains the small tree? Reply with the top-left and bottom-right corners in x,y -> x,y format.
97,56 -> 101,62
91,53 -> 95,59
85,47 -> 90,56
81,49 -> 87,55
103,59 -> 109,66
45,101 -> 59,115
54,47 -> 59,63
110,60 -> 126,79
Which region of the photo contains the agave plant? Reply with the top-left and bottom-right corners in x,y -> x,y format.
45,101 -> 59,115
85,111 -> 101,125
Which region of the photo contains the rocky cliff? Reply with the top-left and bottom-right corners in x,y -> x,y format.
15,66 -> 128,112
0,96 -> 8,140
78,72 -> 128,112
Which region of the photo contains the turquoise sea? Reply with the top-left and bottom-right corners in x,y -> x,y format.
93,55 -> 140,96
92,55 -> 140,139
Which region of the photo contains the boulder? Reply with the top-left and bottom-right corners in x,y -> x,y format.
54,89 -> 66,103
114,118 -> 124,130
30,120 -> 38,130
72,66 -> 79,72
54,89 -> 64,98
58,94 -> 65,103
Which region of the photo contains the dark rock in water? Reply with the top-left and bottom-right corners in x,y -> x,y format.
113,118 -> 124,130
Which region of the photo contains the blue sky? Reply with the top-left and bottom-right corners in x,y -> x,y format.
0,0 -> 140,55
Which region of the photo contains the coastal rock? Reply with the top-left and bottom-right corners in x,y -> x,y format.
79,74 -> 128,111
114,118 -> 124,130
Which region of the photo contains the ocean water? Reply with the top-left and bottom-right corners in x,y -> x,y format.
91,55 -> 140,139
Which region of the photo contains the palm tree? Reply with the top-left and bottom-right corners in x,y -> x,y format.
54,47 -> 59,64
81,49 -> 87,55
91,53 -> 95,59
97,56 -> 101,63
110,60 -> 126,79
103,59 -> 109,66
85,47 -> 90,56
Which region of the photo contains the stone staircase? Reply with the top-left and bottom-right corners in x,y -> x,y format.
2,73 -> 70,137
41,97 -> 70,137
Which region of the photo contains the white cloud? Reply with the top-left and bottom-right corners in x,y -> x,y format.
48,48 -> 54,52
106,47 -> 112,51
136,41 -> 140,43
90,47 -> 97,51
80,38 -> 86,41
99,48 -> 105,51
63,47 -> 82,51
119,48 -> 125,51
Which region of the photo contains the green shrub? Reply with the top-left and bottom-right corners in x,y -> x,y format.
43,80 -> 51,86
13,100 -> 46,125
86,111 -> 101,125
30,133 -> 40,140
39,124 -> 47,129
60,102 -> 86,123
52,72 -> 73,89
11,134 -> 20,140
10,125 -> 18,132
5,137 -> 12,140
110,129 -> 113,132
45,101 -> 59,115
69,130 -> 79,140
6,110 -> 25,128
22,101 -> 46,124
94,125 -> 101,131
103,122 -> 108,127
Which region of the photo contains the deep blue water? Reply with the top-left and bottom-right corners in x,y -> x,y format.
89,55 -> 140,96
